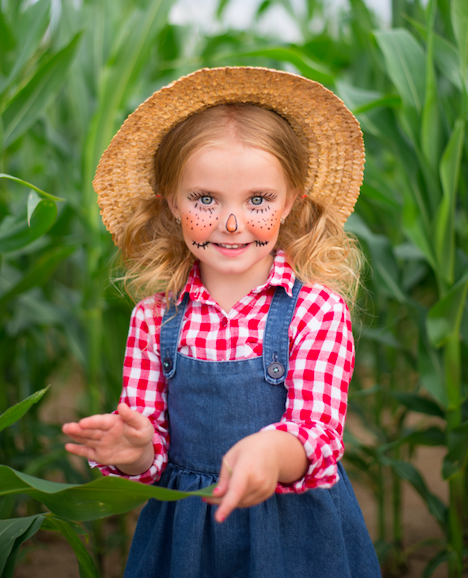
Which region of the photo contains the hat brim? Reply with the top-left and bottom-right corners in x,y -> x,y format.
93,67 -> 364,246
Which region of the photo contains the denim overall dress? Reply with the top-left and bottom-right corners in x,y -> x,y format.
124,280 -> 381,578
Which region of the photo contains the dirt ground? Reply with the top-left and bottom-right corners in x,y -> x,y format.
11,379 -> 463,578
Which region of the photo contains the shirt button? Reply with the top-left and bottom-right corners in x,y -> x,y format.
221,318 -> 228,327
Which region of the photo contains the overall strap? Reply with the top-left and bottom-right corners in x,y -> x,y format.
160,293 -> 190,379
263,278 -> 303,385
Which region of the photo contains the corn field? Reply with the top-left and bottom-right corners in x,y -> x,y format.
0,0 -> 467,576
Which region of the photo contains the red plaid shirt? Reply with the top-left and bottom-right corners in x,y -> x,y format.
93,251 -> 354,493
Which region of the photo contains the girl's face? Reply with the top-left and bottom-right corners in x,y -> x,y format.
168,137 -> 296,289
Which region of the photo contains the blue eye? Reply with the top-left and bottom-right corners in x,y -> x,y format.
251,196 -> 263,206
200,196 -> 213,205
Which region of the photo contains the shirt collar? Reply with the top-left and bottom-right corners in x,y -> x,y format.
176,249 -> 296,305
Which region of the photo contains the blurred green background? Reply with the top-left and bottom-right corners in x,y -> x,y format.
1,0 -> 467,576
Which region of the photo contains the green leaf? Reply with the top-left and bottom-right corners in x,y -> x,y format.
0,386 -> 50,433
421,0 -> 442,172
26,191 -> 42,226
433,118 -> 466,283
83,0 -> 172,242
0,245 -> 75,306
0,10 -> 16,55
426,273 -> 468,348
0,0 -> 51,96
216,0 -> 230,20
41,516 -> 99,578
0,514 -> 45,577
378,426 -> 445,455
403,16 -> 462,91
383,458 -> 447,529
422,549 -> 448,578
451,0 -> 468,92
0,466 -> 215,521
336,80 -> 401,115
345,213 -> 407,302
360,327 -> 402,349
418,334 -> 446,406
0,198 -> 57,253
442,420 -> 468,479
0,174 -> 64,202
2,32 -> 82,148
214,47 -> 335,85
374,29 -> 426,112
388,391 -> 444,417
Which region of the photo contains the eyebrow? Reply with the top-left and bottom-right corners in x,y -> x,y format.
186,188 -> 279,198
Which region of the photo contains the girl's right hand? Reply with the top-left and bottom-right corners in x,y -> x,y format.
62,403 -> 155,475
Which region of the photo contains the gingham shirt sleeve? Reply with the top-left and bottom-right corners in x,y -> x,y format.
90,300 -> 169,484
261,285 -> 354,493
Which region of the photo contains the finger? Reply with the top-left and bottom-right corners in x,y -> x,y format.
63,430 -> 104,444
64,443 -> 96,460
214,474 -> 247,523
214,457 -> 231,496
117,403 -> 150,430
78,413 -> 117,430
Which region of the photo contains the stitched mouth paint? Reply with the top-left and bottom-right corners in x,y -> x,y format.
192,241 -> 209,249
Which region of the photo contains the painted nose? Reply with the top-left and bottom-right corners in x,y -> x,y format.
226,214 -> 237,233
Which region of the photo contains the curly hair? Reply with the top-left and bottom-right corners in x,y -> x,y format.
119,104 -> 363,308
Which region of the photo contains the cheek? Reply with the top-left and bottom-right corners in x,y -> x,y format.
246,209 -> 281,242
181,211 -> 217,242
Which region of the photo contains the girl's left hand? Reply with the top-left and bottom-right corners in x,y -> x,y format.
205,429 -> 308,523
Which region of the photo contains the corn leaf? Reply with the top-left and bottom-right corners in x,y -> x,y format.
0,514 -> 97,578
0,198 -> 56,253
41,515 -> 99,578
418,334 -> 446,406
213,47 -> 334,85
442,420 -> 468,480
0,174 -> 64,202
345,214 -> 407,303
426,272 -> 468,348
421,0 -> 442,175
0,514 -> 45,578
382,458 -> 447,529
0,0 -> 51,97
387,392 -> 444,418
83,0 -> 172,208
433,117 -> 465,283
374,29 -> 426,112
0,246 -> 76,307
422,550 -> 449,578
451,0 -> 468,92
2,32 -> 82,148
0,10 -> 15,56
377,427 -> 445,455
0,386 -> 50,433
0,466 -> 215,521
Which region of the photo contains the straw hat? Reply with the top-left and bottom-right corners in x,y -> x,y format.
94,67 -> 364,247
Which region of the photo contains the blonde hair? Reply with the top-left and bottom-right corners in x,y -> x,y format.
120,104 -> 363,308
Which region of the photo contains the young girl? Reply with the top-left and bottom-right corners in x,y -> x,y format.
63,67 -> 381,578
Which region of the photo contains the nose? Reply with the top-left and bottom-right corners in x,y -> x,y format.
220,210 -> 245,234
226,214 -> 237,233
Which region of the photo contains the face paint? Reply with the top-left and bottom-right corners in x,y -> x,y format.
171,138 -> 296,290
246,208 -> 281,243
181,207 -> 218,245
226,214 -> 238,233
